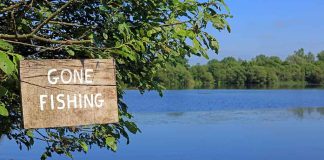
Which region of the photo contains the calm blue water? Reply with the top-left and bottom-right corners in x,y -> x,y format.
1,89 -> 324,160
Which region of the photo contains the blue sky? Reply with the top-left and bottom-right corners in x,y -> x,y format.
189,0 -> 324,64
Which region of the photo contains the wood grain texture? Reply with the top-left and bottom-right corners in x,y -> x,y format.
20,59 -> 118,129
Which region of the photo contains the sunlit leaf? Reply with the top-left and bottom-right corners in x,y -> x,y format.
26,130 -> 34,138
0,51 -> 15,75
80,141 -> 88,152
0,102 -> 8,116
105,137 -> 117,151
67,49 -> 75,56
103,33 -> 108,40
0,40 -> 13,52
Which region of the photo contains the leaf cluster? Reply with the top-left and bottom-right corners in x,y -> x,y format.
0,0 -> 231,159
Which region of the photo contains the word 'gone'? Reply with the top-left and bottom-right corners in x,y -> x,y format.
48,69 -> 94,84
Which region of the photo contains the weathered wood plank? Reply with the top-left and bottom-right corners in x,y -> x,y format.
20,59 -> 118,129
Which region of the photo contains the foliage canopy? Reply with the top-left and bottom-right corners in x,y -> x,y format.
0,0 -> 231,159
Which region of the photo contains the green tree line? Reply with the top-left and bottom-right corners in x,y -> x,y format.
158,48 -> 324,89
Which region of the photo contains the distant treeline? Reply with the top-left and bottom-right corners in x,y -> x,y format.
157,48 -> 324,89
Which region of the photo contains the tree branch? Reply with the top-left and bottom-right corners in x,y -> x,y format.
159,20 -> 191,27
0,34 -> 92,44
0,0 -> 91,45
1,39 -> 50,49
0,0 -> 26,13
30,0 -> 76,35
32,35 -> 92,44
0,34 -> 31,39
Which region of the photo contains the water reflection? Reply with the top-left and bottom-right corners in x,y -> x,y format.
126,90 -> 324,112
134,107 -> 324,125
167,112 -> 185,117
290,107 -> 324,118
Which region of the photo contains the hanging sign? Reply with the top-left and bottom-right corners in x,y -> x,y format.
20,59 -> 118,129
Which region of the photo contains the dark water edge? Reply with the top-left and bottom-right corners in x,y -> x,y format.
154,83 -> 324,90
127,83 -> 324,91
213,84 -> 324,89
124,89 -> 324,112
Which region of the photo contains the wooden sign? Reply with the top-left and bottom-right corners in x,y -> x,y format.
19,59 -> 118,129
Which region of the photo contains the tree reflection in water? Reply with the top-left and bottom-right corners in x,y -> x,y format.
291,107 -> 324,119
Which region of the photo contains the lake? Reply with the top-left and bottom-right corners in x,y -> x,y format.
1,89 -> 324,160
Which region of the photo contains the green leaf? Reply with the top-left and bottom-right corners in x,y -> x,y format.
125,121 -> 139,134
26,130 -> 34,138
0,40 -> 13,52
65,152 -> 73,158
204,33 -> 219,53
210,39 -> 219,52
0,102 -> 8,116
80,141 -> 88,152
41,153 -> 48,160
0,51 -> 15,75
103,33 -> 108,40
193,39 -> 200,51
219,0 -> 231,13
226,25 -> 231,33
118,23 -> 131,41
0,86 -> 8,98
136,41 -> 145,52
105,136 -> 117,151
67,49 -> 75,56
13,54 -> 24,66
99,5 -> 108,12
88,33 -> 94,43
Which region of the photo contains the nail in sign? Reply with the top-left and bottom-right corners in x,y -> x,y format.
20,59 -> 118,129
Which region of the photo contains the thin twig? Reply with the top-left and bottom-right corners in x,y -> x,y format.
35,129 -> 48,139
32,35 -> 92,44
35,130 -> 51,147
0,34 -> 92,44
30,0 -> 76,35
158,20 -> 191,27
11,11 -> 18,37
1,39 -> 50,49
48,21 -> 84,27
